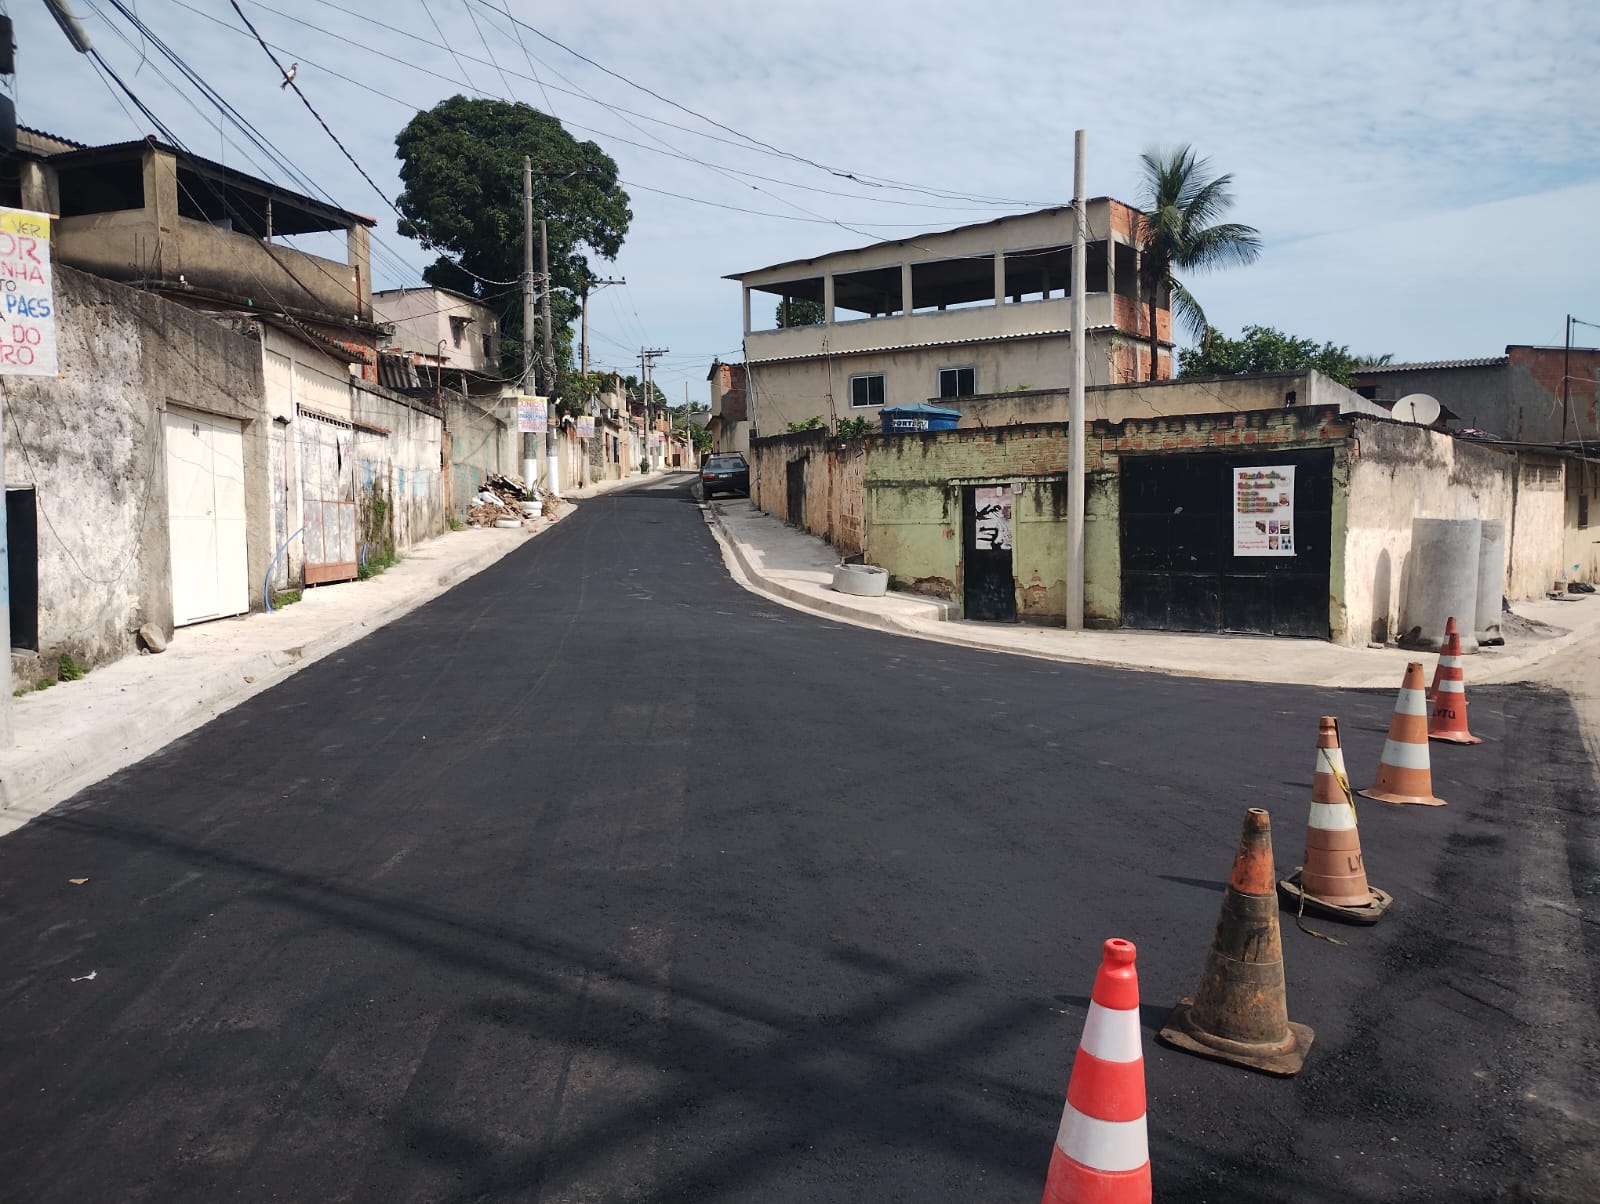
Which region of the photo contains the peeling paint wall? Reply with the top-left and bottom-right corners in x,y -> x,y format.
1510,456 -> 1566,597
3,266 -> 269,676
442,394 -> 514,522
1564,460 -> 1599,584
749,429 -> 867,555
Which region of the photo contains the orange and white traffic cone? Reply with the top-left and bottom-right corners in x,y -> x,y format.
1426,616 -> 1463,700
1360,662 -> 1446,806
1159,809 -> 1314,1076
1278,717 -> 1393,924
1041,938 -> 1150,1204
1428,624 -> 1482,745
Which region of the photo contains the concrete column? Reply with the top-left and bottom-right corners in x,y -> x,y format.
901,262 -> 913,318
993,253 -> 1005,307
142,148 -> 180,280
346,223 -> 372,319
742,286 -> 751,335
823,274 -> 835,324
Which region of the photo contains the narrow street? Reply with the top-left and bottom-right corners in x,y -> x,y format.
0,475 -> 1594,1203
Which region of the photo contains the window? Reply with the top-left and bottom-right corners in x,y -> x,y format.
938,367 -> 976,399
849,373 -> 886,408
450,315 -> 471,348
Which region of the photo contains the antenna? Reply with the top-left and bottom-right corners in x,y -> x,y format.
1391,393 -> 1441,426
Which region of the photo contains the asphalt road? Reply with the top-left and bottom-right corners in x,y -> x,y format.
1,474 -> 1595,1203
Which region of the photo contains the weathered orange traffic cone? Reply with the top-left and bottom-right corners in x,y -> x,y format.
1360,662 -> 1447,806
1278,717 -> 1393,924
1428,625 -> 1482,745
1425,616 -> 1464,701
1041,938 -> 1150,1204
1159,809 -> 1314,1076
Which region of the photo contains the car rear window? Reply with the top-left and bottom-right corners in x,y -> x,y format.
706,457 -> 746,470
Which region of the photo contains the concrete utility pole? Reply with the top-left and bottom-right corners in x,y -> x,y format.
540,219 -> 562,497
580,277 -> 625,383
640,347 -> 668,469
521,155 -> 538,491
1066,129 -> 1087,630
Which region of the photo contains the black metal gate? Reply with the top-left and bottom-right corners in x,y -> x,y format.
1120,449 -> 1333,638
963,485 -> 1017,622
785,459 -> 806,528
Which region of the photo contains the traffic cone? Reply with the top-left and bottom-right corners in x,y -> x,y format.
1042,938 -> 1150,1204
1360,662 -> 1447,806
1159,808 -> 1314,1076
1278,717 -> 1393,924
1425,616 -> 1464,701
1428,625 -> 1482,745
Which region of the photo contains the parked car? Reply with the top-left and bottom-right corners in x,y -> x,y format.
700,453 -> 750,498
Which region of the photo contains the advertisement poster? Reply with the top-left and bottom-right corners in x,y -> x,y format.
576,416 -> 596,439
1233,465 -> 1295,556
972,485 -> 1013,551
0,208 -> 57,376
516,396 -> 547,434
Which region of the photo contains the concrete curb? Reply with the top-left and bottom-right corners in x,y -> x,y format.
703,503 -> 1591,688
0,520 -> 547,835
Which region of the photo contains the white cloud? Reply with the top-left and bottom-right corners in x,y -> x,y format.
14,0 -> 1600,398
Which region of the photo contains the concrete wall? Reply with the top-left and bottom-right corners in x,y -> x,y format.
1338,420 -> 1566,644
1509,455 -> 1566,597
749,430 -> 868,556
4,266 -> 269,675
1564,459 -> 1599,584
442,393 -> 513,520
349,382 -> 446,558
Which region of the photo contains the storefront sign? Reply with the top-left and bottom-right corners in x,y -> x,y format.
1233,465 -> 1295,556
516,396 -> 547,434
0,208 -> 56,376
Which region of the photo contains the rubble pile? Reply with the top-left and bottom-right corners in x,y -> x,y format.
465,473 -> 546,527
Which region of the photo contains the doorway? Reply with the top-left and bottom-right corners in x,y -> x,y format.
962,484 -> 1016,621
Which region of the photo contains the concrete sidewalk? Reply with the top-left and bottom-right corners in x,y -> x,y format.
0,506 -> 585,837
706,498 -> 1600,689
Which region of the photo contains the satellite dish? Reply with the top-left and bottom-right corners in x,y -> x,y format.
1391,393 -> 1442,425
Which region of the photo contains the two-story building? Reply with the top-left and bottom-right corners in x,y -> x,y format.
373,285 -> 502,384
725,201 -> 1172,437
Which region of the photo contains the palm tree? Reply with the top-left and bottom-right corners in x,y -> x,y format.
1137,146 -> 1262,380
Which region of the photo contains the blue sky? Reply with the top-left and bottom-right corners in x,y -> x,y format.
16,0 -> 1600,402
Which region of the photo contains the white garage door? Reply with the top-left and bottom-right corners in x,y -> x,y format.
165,407 -> 250,626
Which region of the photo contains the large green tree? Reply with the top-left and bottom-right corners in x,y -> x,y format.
1137,146 -> 1261,380
775,297 -> 825,327
1179,325 -> 1392,387
394,96 -> 631,389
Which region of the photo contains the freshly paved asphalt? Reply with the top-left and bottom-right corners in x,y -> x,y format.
1,474 -> 1595,1203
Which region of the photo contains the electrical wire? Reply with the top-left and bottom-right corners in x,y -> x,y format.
225,0 -> 519,289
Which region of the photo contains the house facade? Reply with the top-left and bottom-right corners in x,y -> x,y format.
373,285 -> 502,377
726,201 -> 1172,438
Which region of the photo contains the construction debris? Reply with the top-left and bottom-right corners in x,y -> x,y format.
465,472 -> 550,528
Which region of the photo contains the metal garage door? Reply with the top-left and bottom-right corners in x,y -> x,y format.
1120,448 -> 1333,638
299,409 -> 358,585
165,407 -> 250,626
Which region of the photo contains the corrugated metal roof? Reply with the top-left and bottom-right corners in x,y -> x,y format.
1356,357 -> 1508,374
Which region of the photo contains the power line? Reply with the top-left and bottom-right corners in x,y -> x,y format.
224,0 -> 519,289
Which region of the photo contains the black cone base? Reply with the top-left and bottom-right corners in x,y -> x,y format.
1158,998 -> 1314,1077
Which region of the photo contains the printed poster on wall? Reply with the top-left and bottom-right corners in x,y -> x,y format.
1233,465 -> 1295,556
576,416 -> 596,439
972,485 -> 1013,551
516,396 -> 547,433
0,208 -> 57,376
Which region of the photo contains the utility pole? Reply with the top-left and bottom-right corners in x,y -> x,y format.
521,155 -> 538,491
1066,129 -> 1087,630
639,347 -> 668,471
580,277 -> 625,383
540,219 -> 562,497
1562,314 -> 1573,445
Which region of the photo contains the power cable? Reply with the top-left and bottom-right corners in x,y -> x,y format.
224,0 -> 519,288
